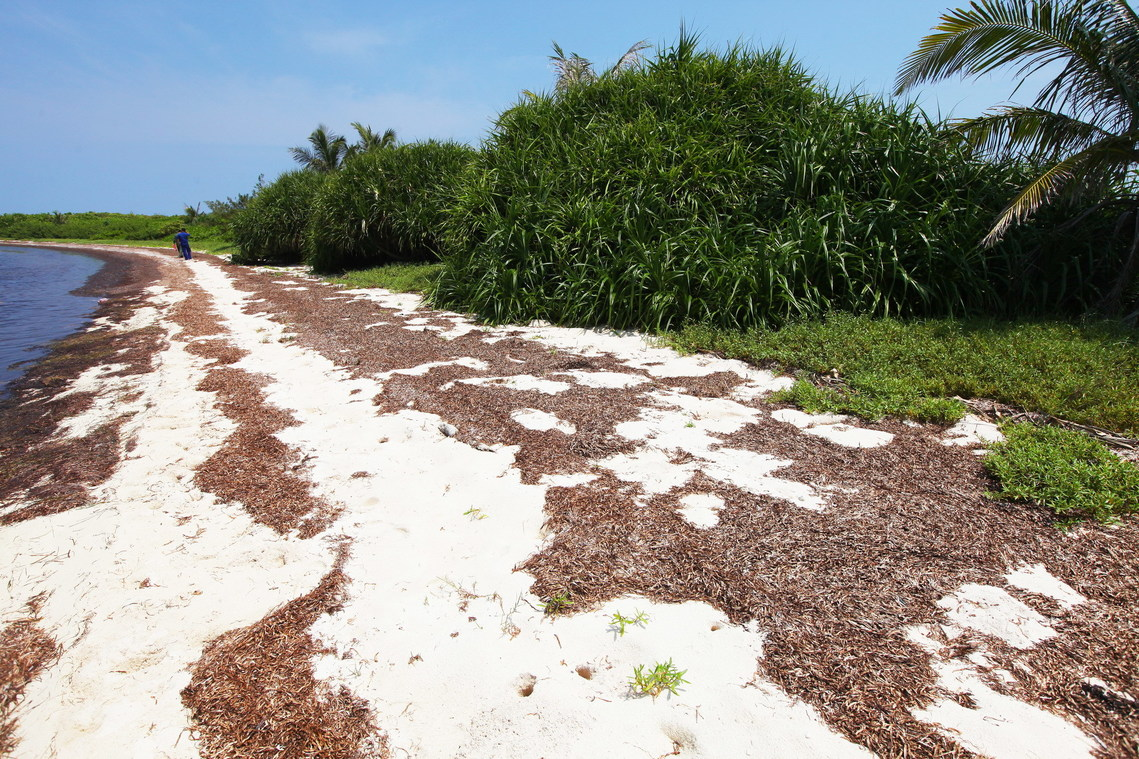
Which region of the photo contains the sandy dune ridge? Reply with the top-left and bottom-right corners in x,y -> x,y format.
2,245 -> 1137,758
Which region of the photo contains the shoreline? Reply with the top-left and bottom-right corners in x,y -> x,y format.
1,243 -> 1137,758
0,241 -> 158,392
0,242 -> 164,410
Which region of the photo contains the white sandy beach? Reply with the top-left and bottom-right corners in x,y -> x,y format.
1,244 -> 1132,759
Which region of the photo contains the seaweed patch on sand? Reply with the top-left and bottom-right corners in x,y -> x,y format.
182,543 -> 386,759
0,596 -> 59,756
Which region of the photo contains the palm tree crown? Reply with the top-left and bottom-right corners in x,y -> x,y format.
290,124 -> 349,173
346,122 -> 397,158
896,0 -> 1139,311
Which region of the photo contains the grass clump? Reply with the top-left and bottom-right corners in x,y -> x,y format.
540,592 -> 574,616
435,33 -> 1120,331
669,314 -> 1139,436
986,423 -> 1139,524
325,262 -> 443,293
232,170 -> 325,264
629,660 -> 688,698
306,141 -> 475,273
609,610 -> 650,636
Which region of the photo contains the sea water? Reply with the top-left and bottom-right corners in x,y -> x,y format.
0,245 -> 105,397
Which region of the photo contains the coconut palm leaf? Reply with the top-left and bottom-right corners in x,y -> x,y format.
954,105 -> 1116,157
349,122 -> 397,154
898,1 -> 1139,311
895,2 -> 1111,94
984,133 -> 1138,243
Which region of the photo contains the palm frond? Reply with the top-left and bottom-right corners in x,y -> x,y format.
1109,0 -> 1139,33
895,0 -> 1115,99
984,133 -> 1137,243
289,146 -> 316,166
954,105 -> 1113,157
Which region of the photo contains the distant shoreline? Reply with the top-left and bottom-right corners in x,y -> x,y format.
0,240 -> 164,296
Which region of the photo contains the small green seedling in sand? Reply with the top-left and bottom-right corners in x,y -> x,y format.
540,592 -> 574,616
629,660 -> 688,698
609,610 -> 650,636
463,507 -> 488,520
684,421 -> 695,428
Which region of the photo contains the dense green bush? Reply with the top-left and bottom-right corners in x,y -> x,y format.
305,141 -> 476,273
231,170 -> 326,264
434,37 -> 1121,330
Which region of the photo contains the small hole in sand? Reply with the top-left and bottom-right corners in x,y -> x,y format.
575,665 -> 593,680
516,673 -> 537,697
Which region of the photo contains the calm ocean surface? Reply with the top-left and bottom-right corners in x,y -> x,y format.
0,245 -> 105,397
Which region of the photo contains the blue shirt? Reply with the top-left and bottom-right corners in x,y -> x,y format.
174,232 -> 190,249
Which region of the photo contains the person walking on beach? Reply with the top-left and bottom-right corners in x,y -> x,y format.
173,228 -> 192,260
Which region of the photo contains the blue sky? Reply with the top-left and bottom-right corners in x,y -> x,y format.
1,1 -> 1035,215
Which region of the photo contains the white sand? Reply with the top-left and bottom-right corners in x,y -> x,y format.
0,249 -> 1104,758
677,493 -> 725,528
908,565 -> 1100,757
2,271 -> 332,758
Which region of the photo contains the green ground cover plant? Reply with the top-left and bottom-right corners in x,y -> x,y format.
306,141 -> 476,273
985,423 -> 1139,524
434,34 -> 1121,332
325,263 -> 443,293
540,592 -> 574,616
669,314 -> 1139,436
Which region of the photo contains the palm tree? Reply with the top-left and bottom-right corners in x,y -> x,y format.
895,0 -> 1139,314
345,122 -> 397,158
290,124 -> 348,173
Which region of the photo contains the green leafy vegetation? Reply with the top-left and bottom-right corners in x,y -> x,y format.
433,34 -> 1123,332
540,592 -> 574,616
772,377 -> 966,426
897,0 -> 1139,316
230,170 -> 325,264
629,660 -> 688,697
669,314 -> 1139,436
289,122 -> 398,173
985,423 -> 1139,524
325,263 -> 444,291
0,211 -> 214,243
325,263 -> 443,293
306,141 -> 476,273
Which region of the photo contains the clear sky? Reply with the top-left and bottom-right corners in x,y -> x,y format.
0,1 -> 1034,215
